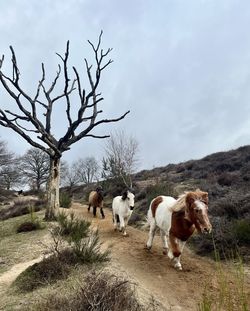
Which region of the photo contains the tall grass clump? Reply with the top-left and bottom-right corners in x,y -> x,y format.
197,242 -> 249,311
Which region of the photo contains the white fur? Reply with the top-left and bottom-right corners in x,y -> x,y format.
146,195 -> 186,270
112,191 -> 135,236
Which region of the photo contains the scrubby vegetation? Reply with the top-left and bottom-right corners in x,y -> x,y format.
32,269 -> 152,311
0,198 -> 45,220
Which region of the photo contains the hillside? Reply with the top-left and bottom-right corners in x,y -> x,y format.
131,145 -> 250,260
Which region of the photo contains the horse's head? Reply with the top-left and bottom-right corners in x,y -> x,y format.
185,190 -> 212,234
122,190 -> 135,210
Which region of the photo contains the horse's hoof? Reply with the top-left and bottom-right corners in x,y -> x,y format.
145,245 -> 151,251
163,249 -> 168,255
174,263 -> 182,271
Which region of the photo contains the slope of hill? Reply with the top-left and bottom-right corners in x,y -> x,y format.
132,145 -> 250,260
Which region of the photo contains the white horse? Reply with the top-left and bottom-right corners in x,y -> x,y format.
146,190 -> 212,270
112,190 -> 135,236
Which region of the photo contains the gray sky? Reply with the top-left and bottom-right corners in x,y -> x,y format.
1,0 -> 250,170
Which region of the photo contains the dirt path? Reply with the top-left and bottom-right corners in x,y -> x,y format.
0,257 -> 43,288
71,203 -> 218,310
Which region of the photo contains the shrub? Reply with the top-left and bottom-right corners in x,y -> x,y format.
0,199 -> 45,220
34,270 -> 146,311
16,220 -> 43,233
55,212 -> 110,264
59,192 -> 72,208
14,255 -> 71,292
57,212 -> 90,238
145,182 -> 177,207
233,219 -> 250,245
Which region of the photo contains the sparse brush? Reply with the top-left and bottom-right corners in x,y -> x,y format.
33,270 -> 146,311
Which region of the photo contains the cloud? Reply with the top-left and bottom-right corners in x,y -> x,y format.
1,0 -> 250,169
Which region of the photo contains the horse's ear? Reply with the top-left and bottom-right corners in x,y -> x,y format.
202,192 -> 208,204
186,192 -> 195,208
122,191 -> 128,200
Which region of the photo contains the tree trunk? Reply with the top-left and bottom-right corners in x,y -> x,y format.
45,156 -> 61,220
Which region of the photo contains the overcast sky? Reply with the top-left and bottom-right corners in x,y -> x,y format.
1,0 -> 250,171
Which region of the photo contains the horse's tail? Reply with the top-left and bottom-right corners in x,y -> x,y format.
139,216 -> 150,231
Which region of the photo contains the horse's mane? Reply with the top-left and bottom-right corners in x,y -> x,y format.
170,193 -> 187,212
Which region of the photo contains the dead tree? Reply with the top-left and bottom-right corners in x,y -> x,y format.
0,32 -> 129,219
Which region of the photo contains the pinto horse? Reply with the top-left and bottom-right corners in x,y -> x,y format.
146,189 -> 212,270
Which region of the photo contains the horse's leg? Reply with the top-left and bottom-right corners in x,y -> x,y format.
113,213 -> 118,231
146,219 -> 156,250
88,204 -> 91,212
93,206 -> 97,217
168,233 -> 183,270
119,216 -> 126,235
123,217 -> 129,236
100,207 -> 105,219
160,229 -> 168,255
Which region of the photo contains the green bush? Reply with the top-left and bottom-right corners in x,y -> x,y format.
59,192 -> 72,208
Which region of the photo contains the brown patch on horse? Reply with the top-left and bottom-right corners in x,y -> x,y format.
170,210 -> 196,241
151,196 -> 163,217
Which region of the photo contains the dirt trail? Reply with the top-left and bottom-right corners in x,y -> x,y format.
71,203 -> 218,311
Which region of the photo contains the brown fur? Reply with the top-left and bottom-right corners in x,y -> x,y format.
151,196 -> 163,218
169,190 -> 211,258
88,191 -> 103,208
88,191 -> 105,218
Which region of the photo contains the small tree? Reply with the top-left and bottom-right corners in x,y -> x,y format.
75,156 -> 99,185
20,148 -> 50,190
102,130 -> 139,188
0,32 -> 129,219
0,138 -> 21,189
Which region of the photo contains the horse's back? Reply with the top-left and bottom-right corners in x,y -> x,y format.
112,196 -> 122,214
149,196 -> 177,231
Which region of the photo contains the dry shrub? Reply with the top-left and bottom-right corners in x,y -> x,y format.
34,270 -> 148,311
0,199 -> 45,220
14,255 -> 71,292
16,220 -> 44,233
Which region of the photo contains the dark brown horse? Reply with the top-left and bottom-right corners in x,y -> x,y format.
88,187 -> 105,219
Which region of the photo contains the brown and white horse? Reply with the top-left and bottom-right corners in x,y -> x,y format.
146,190 -> 212,270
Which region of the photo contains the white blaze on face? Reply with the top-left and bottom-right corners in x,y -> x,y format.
127,192 -> 135,208
194,200 -> 206,211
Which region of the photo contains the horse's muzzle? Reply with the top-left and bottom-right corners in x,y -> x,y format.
130,206 -> 134,211
202,227 -> 212,234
